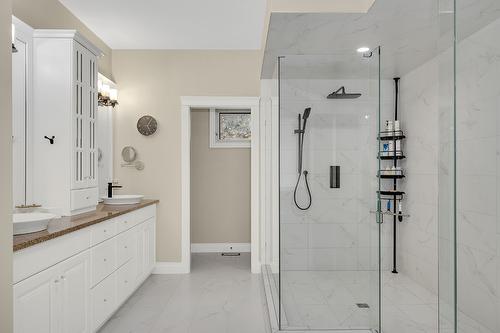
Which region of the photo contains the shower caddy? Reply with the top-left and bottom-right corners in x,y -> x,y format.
377,77 -> 409,274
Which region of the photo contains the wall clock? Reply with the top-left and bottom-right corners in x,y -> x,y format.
137,115 -> 158,136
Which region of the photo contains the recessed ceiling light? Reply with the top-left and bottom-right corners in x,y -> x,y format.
357,47 -> 370,53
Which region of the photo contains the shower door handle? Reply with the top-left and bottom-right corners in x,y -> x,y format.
330,166 -> 340,188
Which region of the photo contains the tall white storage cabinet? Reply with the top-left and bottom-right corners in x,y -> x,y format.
33,30 -> 101,216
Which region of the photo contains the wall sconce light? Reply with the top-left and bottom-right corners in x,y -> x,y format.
109,88 -> 118,105
12,24 -> 18,53
98,81 -> 119,107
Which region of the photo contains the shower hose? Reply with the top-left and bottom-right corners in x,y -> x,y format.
293,126 -> 312,210
294,170 -> 312,210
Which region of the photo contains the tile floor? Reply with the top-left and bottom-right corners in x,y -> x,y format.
278,270 -> 378,330
99,255 -> 492,333
99,253 -> 270,333
270,269 -> 493,333
272,270 -> 441,332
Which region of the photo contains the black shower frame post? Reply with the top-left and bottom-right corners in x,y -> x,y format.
392,77 -> 400,274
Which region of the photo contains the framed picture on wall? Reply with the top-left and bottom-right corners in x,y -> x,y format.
209,108 -> 251,148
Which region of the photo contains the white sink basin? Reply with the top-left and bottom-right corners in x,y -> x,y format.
102,195 -> 144,205
13,213 -> 58,235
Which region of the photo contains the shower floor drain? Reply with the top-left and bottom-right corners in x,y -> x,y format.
356,303 -> 370,308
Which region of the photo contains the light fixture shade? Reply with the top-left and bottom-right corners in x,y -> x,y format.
109,88 -> 118,102
101,84 -> 110,97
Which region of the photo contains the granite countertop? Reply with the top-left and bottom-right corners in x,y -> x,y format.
13,199 -> 159,252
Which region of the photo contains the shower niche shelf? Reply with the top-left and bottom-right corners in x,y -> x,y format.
378,130 -> 406,141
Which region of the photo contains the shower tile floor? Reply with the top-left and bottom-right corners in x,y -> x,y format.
276,270 -> 442,333
274,270 -> 495,333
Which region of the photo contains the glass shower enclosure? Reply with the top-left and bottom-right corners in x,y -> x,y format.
277,50 -> 383,331
263,1 -> 500,332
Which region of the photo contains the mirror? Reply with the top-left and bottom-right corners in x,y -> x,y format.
121,146 -> 137,163
97,73 -> 115,199
12,17 -> 34,208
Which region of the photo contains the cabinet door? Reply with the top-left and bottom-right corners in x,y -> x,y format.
72,43 -> 86,190
83,47 -> 98,188
135,219 -> 156,282
72,43 -> 98,190
14,265 -> 60,333
144,219 -> 156,274
59,251 -> 90,333
134,224 -> 145,282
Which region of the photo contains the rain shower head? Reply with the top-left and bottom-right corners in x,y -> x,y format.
327,86 -> 362,99
303,107 -> 311,120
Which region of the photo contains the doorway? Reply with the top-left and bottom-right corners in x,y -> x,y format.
180,97 -> 261,273
190,108 -> 251,259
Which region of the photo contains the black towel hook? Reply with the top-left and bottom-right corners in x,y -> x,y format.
44,136 -> 55,144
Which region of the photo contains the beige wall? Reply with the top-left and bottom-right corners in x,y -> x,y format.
13,0 -> 113,78
1,0 -> 13,332
190,110 -> 250,244
112,50 -> 260,261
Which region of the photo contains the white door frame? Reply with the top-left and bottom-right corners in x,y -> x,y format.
180,96 -> 261,273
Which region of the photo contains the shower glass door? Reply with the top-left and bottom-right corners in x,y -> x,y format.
278,49 -> 382,331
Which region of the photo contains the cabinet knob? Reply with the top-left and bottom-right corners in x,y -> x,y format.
54,279 -> 59,284
103,258 -> 107,262
103,299 -> 107,302
103,229 -> 107,233
86,196 -> 90,200
60,275 -> 66,280
124,246 -> 128,249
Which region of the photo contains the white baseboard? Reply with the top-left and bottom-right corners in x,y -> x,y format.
153,261 -> 190,274
191,242 -> 251,253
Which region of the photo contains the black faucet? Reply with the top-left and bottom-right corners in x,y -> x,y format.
107,182 -> 123,198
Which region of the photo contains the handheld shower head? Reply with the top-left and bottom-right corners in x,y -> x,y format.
303,107 -> 311,120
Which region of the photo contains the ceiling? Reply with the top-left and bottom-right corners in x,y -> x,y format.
262,0 -> 500,79
58,0 -> 267,49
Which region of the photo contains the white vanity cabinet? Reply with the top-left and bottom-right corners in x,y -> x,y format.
33,30 -> 101,216
13,204 -> 157,333
13,251 -> 90,333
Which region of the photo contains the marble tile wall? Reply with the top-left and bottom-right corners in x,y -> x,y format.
279,78 -> 394,272
399,15 -> 500,333
453,16 -> 500,333
398,58 -> 440,295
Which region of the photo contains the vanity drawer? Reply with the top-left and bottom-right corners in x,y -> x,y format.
116,228 -> 135,267
116,259 -> 136,305
91,271 -> 116,332
91,238 -> 116,287
71,187 -> 98,212
90,219 -> 117,246
115,214 -> 137,233
135,205 -> 156,224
